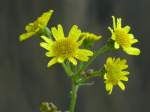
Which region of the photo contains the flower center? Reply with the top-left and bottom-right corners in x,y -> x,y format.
107,66 -> 121,85
52,38 -> 79,57
115,29 -> 130,47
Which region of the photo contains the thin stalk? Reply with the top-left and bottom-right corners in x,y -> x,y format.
62,63 -> 73,76
69,80 -> 79,112
78,68 -> 105,84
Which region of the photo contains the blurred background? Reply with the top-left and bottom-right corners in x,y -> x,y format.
0,0 -> 149,112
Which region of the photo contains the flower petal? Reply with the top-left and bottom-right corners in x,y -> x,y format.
47,57 -> 58,67
68,25 -> 81,41
121,71 -> 130,76
123,26 -> 130,33
57,24 -> 64,37
131,38 -> 139,44
118,81 -> 125,90
19,32 -> 35,41
114,42 -> 120,49
108,27 -> 114,34
75,49 -> 93,62
51,25 -> 64,40
40,42 -> 51,50
77,49 -> 93,56
117,18 -> 122,28
120,76 -> 128,81
41,36 -> 53,44
45,52 -> 55,57
57,57 -> 65,63
37,10 -> 54,27
123,47 -> 140,55
106,83 -> 113,95
112,16 -> 116,29
69,57 -> 77,65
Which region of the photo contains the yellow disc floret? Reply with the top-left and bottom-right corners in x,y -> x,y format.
19,10 -> 53,41
40,24 -> 93,67
52,38 -> 79,57
104,57 -> 129,94
108,16 -> 140,55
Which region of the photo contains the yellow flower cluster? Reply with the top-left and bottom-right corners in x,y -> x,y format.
19,10 -> 53,41
19,10 -> 142,96
104,57 -> 129,94
108,16 -> 140,55
40,25 -> 93,67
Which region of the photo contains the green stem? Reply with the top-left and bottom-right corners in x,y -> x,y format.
69,80 -> 79,112
75,44 -> 112,76
62,63 -> 73,76
78,68 -> 105,84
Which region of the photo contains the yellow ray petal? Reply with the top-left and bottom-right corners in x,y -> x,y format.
68,25 -> 81,41
69,57 -> 77,65
40,42 -> 51,50
47,58 -> 58,67
41,36 -> 53,44
118,81 -> 125,90
123,47 -> 140,55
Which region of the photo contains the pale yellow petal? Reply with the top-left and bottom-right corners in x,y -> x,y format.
114,42 -> 120,49
40,42 -> 51,50
77,49 -> 93,56
123,26 -> 130,33
68,25 -> 81,41
112,16 -> 116,29
57,57 -> 65,63
106,57 -> 113,65
57,24 -> 64,37
104,74 -> 108,79
117,18 -> 122,28
128,34 -> 134,39
25,23 -> 34,32
111,34 -> 116,40
41,36 -> 53,44
75,51 -> 89,62
123,47 -> 140,55
69,57 -> 77,65
118,81 -> 125,90
106,83 -> 113,94
131,38 -> 139,44
47,58 -> 58,67
45,52 -> 55,57
120,76 -> 128,81
108,27 -> 114,34
37,10 -> 54,28
51,26 -> 64,40
121,71 -> 129,75
75,49 -> 93,61
19,32 -> 35,42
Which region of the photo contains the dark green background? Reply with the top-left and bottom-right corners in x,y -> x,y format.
0,0 -> 148,112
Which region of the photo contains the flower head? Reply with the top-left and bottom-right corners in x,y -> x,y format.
80,32 -> 102,47
19,10 -> 53,41
108,16 -> 140,55
104,57 -> 129,94
40,24 -> 93,67
40,102 -> 61,112
80,32 -> 102,41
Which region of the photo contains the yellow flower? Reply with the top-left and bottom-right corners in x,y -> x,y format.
19,10 -> 54,41
80,32 -> 102,41
108,16 -> 140,55
104,57 -> 129,94
40,24 -> 93,67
